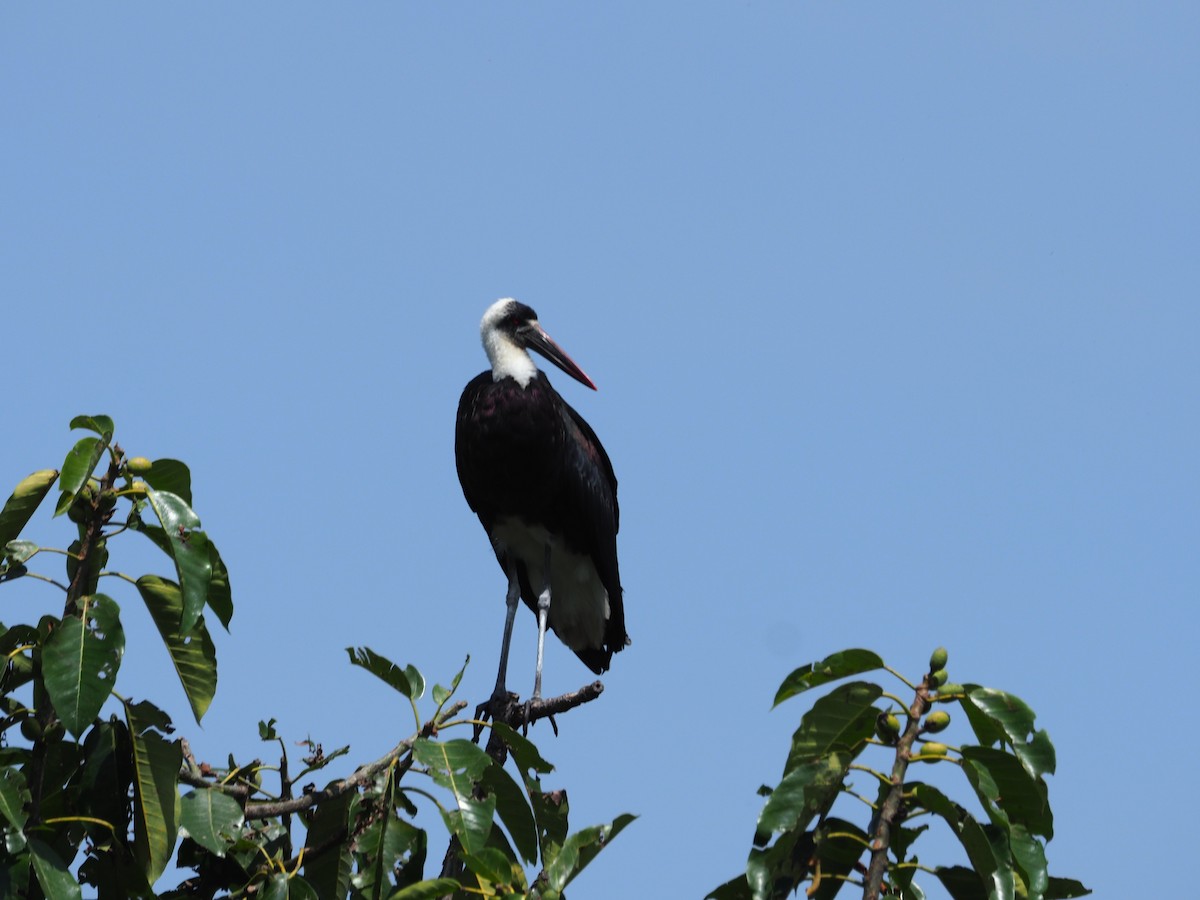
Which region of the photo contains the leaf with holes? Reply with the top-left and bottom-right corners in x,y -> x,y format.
179,788 -> 245,857
42,594 -> 125,737
144,489 -> 211,635
135,575 -> 217,723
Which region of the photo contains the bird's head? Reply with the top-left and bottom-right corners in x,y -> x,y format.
480,298 -> 597,390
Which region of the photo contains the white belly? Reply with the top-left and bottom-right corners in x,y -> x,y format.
491,516 -> 610,653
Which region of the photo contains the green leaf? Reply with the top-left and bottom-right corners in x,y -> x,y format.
28,838 -> 82,900
0,768 -> 30,831
132,526 -> 232,630
481,761 -> 538,864
810,818 -> 870,900
965,689 -> 1056,779
1007,824 -> 1048,899
135,575 -> 217,723
55,436 -> 109,516
773,649 -> 885,707
140,458 -> 192,506
785,681 -> 882,772
404,663 -> 426,701
125,700 -> 181,884
69,415 -> 115,438
413,738 -> 494,854
0,470 -> 59,547
3,540 -> 38,565
432,656 -> 469,707
262,872 -> 289,900
346,646 -> 413,697
492,723 -> 554,786
179,788 -> 245,857
530,787 -> 569,862
144,489 -> 212,635
934,865 -> 988,900
1044,876 -> 1092,898
756,751 -> 852,838
302,786 -> 354,899
961,746 -> 1053,838
543,812 -> 636,892
913,785 -> 1013,900
460,846 -> 522,890
42,594 -> 125,737
206,541 -> 233,630
391,879 -> 463,899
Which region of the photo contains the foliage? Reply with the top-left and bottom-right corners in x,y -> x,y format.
0,416 -> 630,898
707,648 -> 1091,900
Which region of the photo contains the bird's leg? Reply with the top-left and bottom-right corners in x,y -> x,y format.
493,558 -> 522,702
532,543 -> 552,702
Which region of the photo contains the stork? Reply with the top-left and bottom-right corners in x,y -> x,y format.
455,299 -> 627,708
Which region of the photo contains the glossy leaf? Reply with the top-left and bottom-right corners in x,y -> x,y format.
432,656 -> 469,707
1045,877 -> 1092,898
55,435 -> 109,516
302,787 -> 354,898
136,575 -> 217,723
42,594 -> 125,737
530,787 -> 569,861
773,649 -> 885,707
414,738 -> 493,854
28,838 -> 82,900
481,760 -> 538,864
206,541 -> 233,629
145,488 -> 212,635
140,458 -> 192,506
391,879 -> 463,899
493,722 -> 554,786
1007,824 -> 1048,899
347,646 -> 412,697
404,663 -> 426,700
543,812 -> 636,892
785,681 -> 881,772
0,470 -> 59,547
965,689 -> 1056,779
69,414 -> 115,438
133,525 -> 232,630
756,751 -> 852,838
961,746 -> 1053,838
912,784 -> 1013,900
810,818 -> 870,900
126,700 -> 181,884
179,788 -> 245,857
0,768 -> 29,831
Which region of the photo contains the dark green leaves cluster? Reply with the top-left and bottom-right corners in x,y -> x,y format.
0,415 -> 633,898
710,649 -> 1090,900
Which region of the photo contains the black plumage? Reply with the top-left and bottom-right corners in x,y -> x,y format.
455,299 -> 627,695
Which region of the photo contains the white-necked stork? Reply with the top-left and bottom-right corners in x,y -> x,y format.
455,298 -> 627,704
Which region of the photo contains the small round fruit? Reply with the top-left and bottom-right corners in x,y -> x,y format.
875,712 -> 901,743
937,682 -> 964,697
918,742 -> 949,759
923,710 -> 951,733
930,668 -> 949,687
126,457 -> 153,475
929,646 -> 949,671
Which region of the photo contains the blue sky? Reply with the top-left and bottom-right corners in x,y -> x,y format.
2,4 -> 1196,897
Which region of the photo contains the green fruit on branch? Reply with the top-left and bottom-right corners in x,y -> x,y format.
923,710 -> 951,733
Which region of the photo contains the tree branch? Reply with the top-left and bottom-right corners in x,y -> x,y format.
862,673 -> 934,900
178,700 -> 467,819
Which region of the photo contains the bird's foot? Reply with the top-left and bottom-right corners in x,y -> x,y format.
519,697 -> 559,737
473,688 -> 519,743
